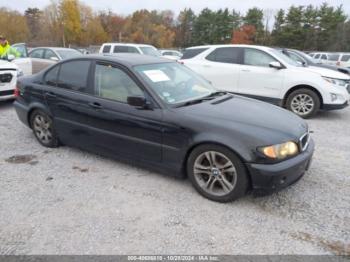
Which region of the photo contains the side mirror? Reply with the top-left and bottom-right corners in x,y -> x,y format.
7,54 -> 15,61
127,96 -> 151,109
50,57 -> 59,61
269,61 -> 283,69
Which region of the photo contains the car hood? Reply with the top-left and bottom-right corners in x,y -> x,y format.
177,95 -> 308,141
315,63 -> 350,73
0,59 -> 18,70
305,66 -> 350,80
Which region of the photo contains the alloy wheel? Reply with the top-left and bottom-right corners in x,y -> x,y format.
193,151 -> 237,196
290,94 -> 315,116
33,114 -> 53,144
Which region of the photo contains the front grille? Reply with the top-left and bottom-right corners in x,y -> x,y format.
0,73 -> 13,83
299,132 -> 310,152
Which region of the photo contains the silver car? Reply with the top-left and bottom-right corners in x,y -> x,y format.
29,47 -> 83,74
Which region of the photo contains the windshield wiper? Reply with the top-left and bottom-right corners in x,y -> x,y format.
176,91 -> 228,108
176,97 -> 216,107
177,91 -> 227,107
205,91 -> 228,98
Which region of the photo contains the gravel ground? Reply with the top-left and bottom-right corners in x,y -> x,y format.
0,100 -> 349,255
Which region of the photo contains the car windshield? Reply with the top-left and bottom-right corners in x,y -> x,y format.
271,49 -> 301,67
140,46 -> 161,57
56,49 -> 82,60
134,62 -> 216,105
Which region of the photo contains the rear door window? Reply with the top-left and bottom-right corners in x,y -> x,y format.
181,48 -> 208,59
206,47 -> 242,64
44,65 -> 60,86
57,60 -> 91,93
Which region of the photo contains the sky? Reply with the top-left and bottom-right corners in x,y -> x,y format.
3,0 -> 350,16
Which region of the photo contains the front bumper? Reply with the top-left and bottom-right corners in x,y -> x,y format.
0,88 -> 15,101
0,94 -> 15,101
323,101 -> 348,110
247,138 -> 315,196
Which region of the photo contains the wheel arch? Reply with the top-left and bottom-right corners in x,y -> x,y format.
283,85 -> 324,109
27,103 -> 52,128
181,141 -> 253,188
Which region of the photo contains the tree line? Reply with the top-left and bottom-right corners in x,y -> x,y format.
0,0 -> 349,51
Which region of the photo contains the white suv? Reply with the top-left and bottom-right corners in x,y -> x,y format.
180,45 -> 350,118
99,43 -> 160,57
0,59 -> 19,101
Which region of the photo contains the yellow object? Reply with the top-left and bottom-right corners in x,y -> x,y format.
0,41 -> 20,58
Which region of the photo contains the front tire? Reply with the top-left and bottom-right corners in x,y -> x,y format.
286,88 -> 320,118
187,144 -> 248,202
30,110 -> 59,148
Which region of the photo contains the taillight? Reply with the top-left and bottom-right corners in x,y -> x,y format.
177,60 -> 184,65
14,85 -> 20,98
336,61 -> 340,66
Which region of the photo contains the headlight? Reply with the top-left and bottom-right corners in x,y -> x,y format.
16,68 -> 24,77
323,77 -> 347,87
258,141 -> 299,160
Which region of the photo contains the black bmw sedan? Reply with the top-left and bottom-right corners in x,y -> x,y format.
14,54 -> 314,202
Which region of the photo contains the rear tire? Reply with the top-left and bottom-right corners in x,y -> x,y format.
187,144 -> 248,202
286,88 -> 320,118
30,110 -> 59,148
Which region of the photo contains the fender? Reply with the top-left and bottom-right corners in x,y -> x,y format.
27,101 -> 53,127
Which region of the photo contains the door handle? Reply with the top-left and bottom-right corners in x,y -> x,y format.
88,102 -> 102,109
45,92 -> 57,98
241,69 -> 251,72
203,65 -> 211,68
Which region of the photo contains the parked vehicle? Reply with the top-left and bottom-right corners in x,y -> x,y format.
29,47 -> 83,74
327,53 -> 341,66
279,48 -> 350,75
14,54 -> 314,202
10,43 -> 32,76
0,59 -> 19,101
160,50 -> 183,60
309,52 -> 331,64
99,43 -> 161,57
76,48 -> 90,55
336,53 -> 350,68
180,45 -> 350,118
